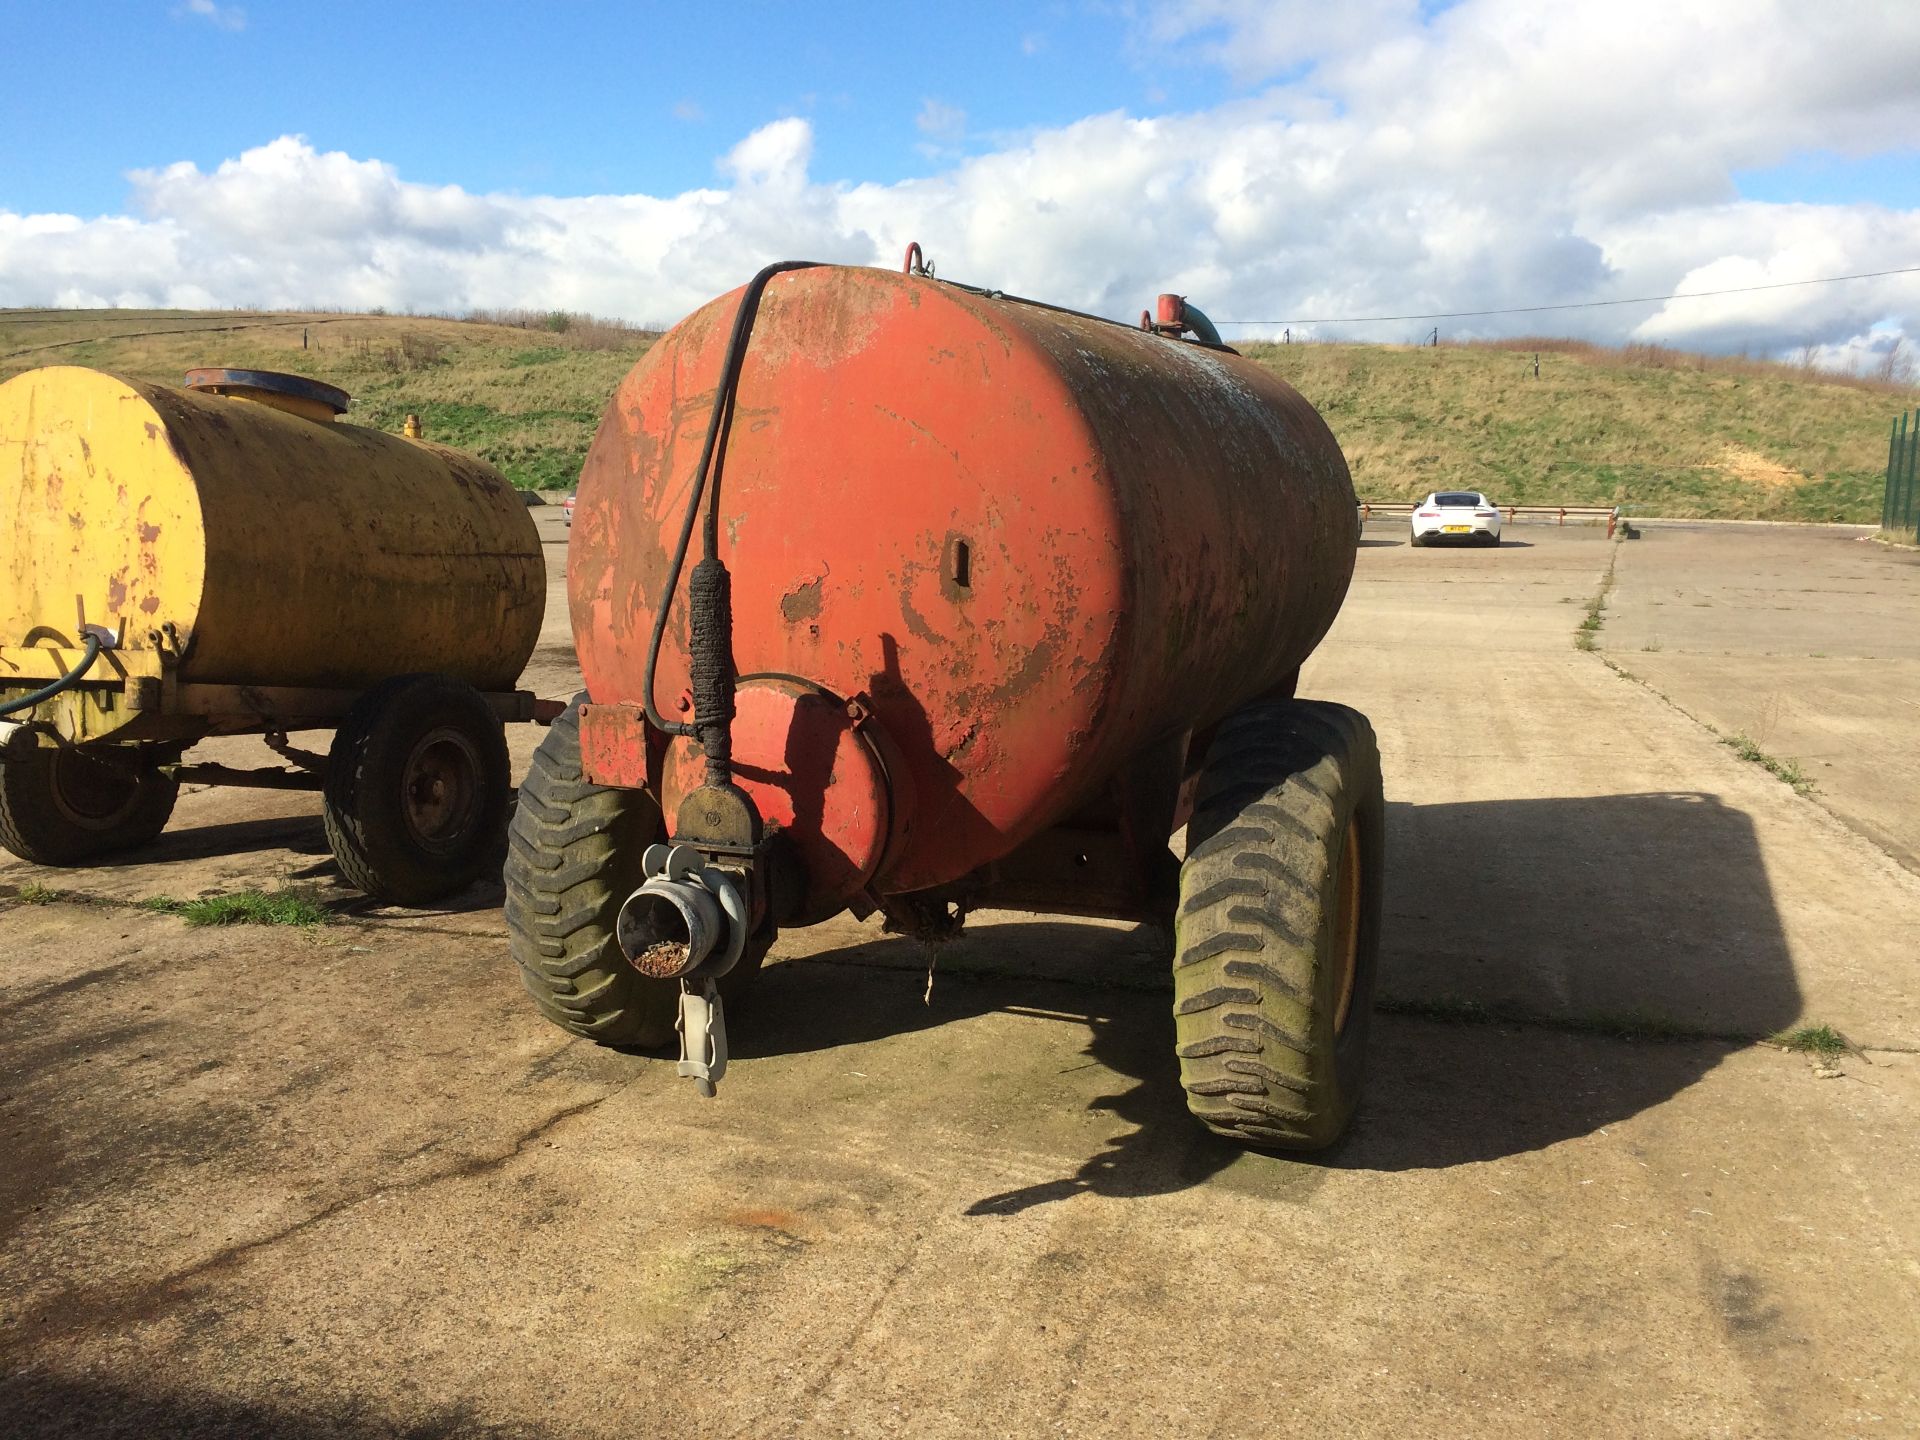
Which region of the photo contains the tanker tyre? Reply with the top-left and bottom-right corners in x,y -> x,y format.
1173,699 -> 1384,1151
503,695 -> 766,1050
0,748 -> 178,866
323,674 -> 511,906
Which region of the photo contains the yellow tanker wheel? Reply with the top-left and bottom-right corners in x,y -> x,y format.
322,674 -> 511,906
0,746 -> 178,866
1172,699 -> 1384,1151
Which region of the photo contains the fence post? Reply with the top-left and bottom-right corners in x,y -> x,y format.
1907,410 -> 1920,537
1902,410 -> 1918,537
1895,411 -> 1914,536
1888,417 -> 1902,532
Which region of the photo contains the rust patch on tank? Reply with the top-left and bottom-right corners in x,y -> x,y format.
779,576 -> 824,622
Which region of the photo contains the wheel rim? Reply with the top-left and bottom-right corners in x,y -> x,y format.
47,750 -> 140,831
400,727 -> 482,854
1331,820 -> 1363,1036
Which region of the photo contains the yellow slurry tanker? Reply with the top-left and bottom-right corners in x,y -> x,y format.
0,365 -> 551,902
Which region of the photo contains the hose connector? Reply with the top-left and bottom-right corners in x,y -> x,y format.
615,844 -> 751,1097
614,843 -> 749,981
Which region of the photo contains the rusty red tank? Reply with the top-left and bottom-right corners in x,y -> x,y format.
511,257 -> 1385,1152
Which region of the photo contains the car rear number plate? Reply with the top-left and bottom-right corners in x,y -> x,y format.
1442,524 -> 1471,533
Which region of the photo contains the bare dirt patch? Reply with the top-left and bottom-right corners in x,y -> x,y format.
1713,444 -> 1803,488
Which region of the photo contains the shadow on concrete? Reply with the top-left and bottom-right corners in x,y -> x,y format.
0,1371 -> 552,1440
732,789 -> 1795,1206
62,812 -> 332,868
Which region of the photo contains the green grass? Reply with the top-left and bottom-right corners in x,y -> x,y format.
139,888 -> 334,928
4,307 -> 1911,515
14,881 -> 66,905
1721,732 -> 1815,794
1771,1024 -> 1849,1060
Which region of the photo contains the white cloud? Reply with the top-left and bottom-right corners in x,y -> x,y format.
4,1 -> 1918,361
174,0 -> 245,32
916,99 -> 967,143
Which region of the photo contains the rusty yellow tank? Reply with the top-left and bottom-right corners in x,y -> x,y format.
1,365 -> 543,725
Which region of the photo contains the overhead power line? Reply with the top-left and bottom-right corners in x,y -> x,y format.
1210,263 -> 1920,326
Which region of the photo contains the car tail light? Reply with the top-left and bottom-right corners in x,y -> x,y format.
1417,509 -> 1437,517
1475,508 -> 1496,516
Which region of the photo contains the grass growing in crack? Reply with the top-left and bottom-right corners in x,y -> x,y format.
1771,1024 -> 1848,1060
1573,544 -> 1620,651
1721,732 -> 1816,794
139,888 -> 334,928
15,881 -> 66,905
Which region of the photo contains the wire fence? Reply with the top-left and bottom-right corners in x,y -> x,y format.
1887,410 -> 1920,540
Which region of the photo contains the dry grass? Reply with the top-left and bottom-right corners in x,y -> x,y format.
0,308 -> 655,491
1,306 -> 1904,517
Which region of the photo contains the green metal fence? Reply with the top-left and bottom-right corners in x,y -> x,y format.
1887,410 -> 1920,540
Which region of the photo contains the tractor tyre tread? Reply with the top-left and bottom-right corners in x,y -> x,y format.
1173,698 -> 1384,1151
503,694 -> 767,1050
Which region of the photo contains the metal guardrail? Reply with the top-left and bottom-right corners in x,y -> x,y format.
1886,410 -> 1919,540
1359,502 -> 1621,537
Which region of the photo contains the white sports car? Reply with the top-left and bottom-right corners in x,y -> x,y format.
1411,491 -> 1502,546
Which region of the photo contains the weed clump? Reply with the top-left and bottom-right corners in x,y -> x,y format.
1771,1024 -> 1848,1060
140,888 -> 333,928
1721,733 -> 1814,794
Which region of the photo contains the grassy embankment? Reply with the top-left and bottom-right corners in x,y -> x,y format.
1249,338 -> 1905,522
2,308 -> 1908,520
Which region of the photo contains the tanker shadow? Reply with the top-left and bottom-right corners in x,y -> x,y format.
0,1370 -> 559,1440
734,788 -> 1799,1208
95,813 -> 331,867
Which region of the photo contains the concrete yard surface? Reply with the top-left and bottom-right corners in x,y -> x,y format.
4,513 -> 1919,1437
1602,522 -> 1920,873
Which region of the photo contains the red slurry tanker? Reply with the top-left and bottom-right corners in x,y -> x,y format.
505,253 -> 1382,1150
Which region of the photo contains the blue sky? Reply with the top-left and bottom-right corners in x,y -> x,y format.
2,1 -> 1917,365
2,2 -> 1211,214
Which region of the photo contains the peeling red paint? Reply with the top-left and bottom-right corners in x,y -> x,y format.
571,266 -> 1355,906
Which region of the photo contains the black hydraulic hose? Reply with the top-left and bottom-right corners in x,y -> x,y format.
640,259 -> 823,742
0,633 -> 102,718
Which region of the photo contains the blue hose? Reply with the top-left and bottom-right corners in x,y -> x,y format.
0,634 -> 102,719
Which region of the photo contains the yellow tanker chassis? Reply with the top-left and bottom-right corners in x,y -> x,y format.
0,643 -> 549,749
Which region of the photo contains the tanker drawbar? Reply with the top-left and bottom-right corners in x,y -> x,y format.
505,249 -> 1387,1151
